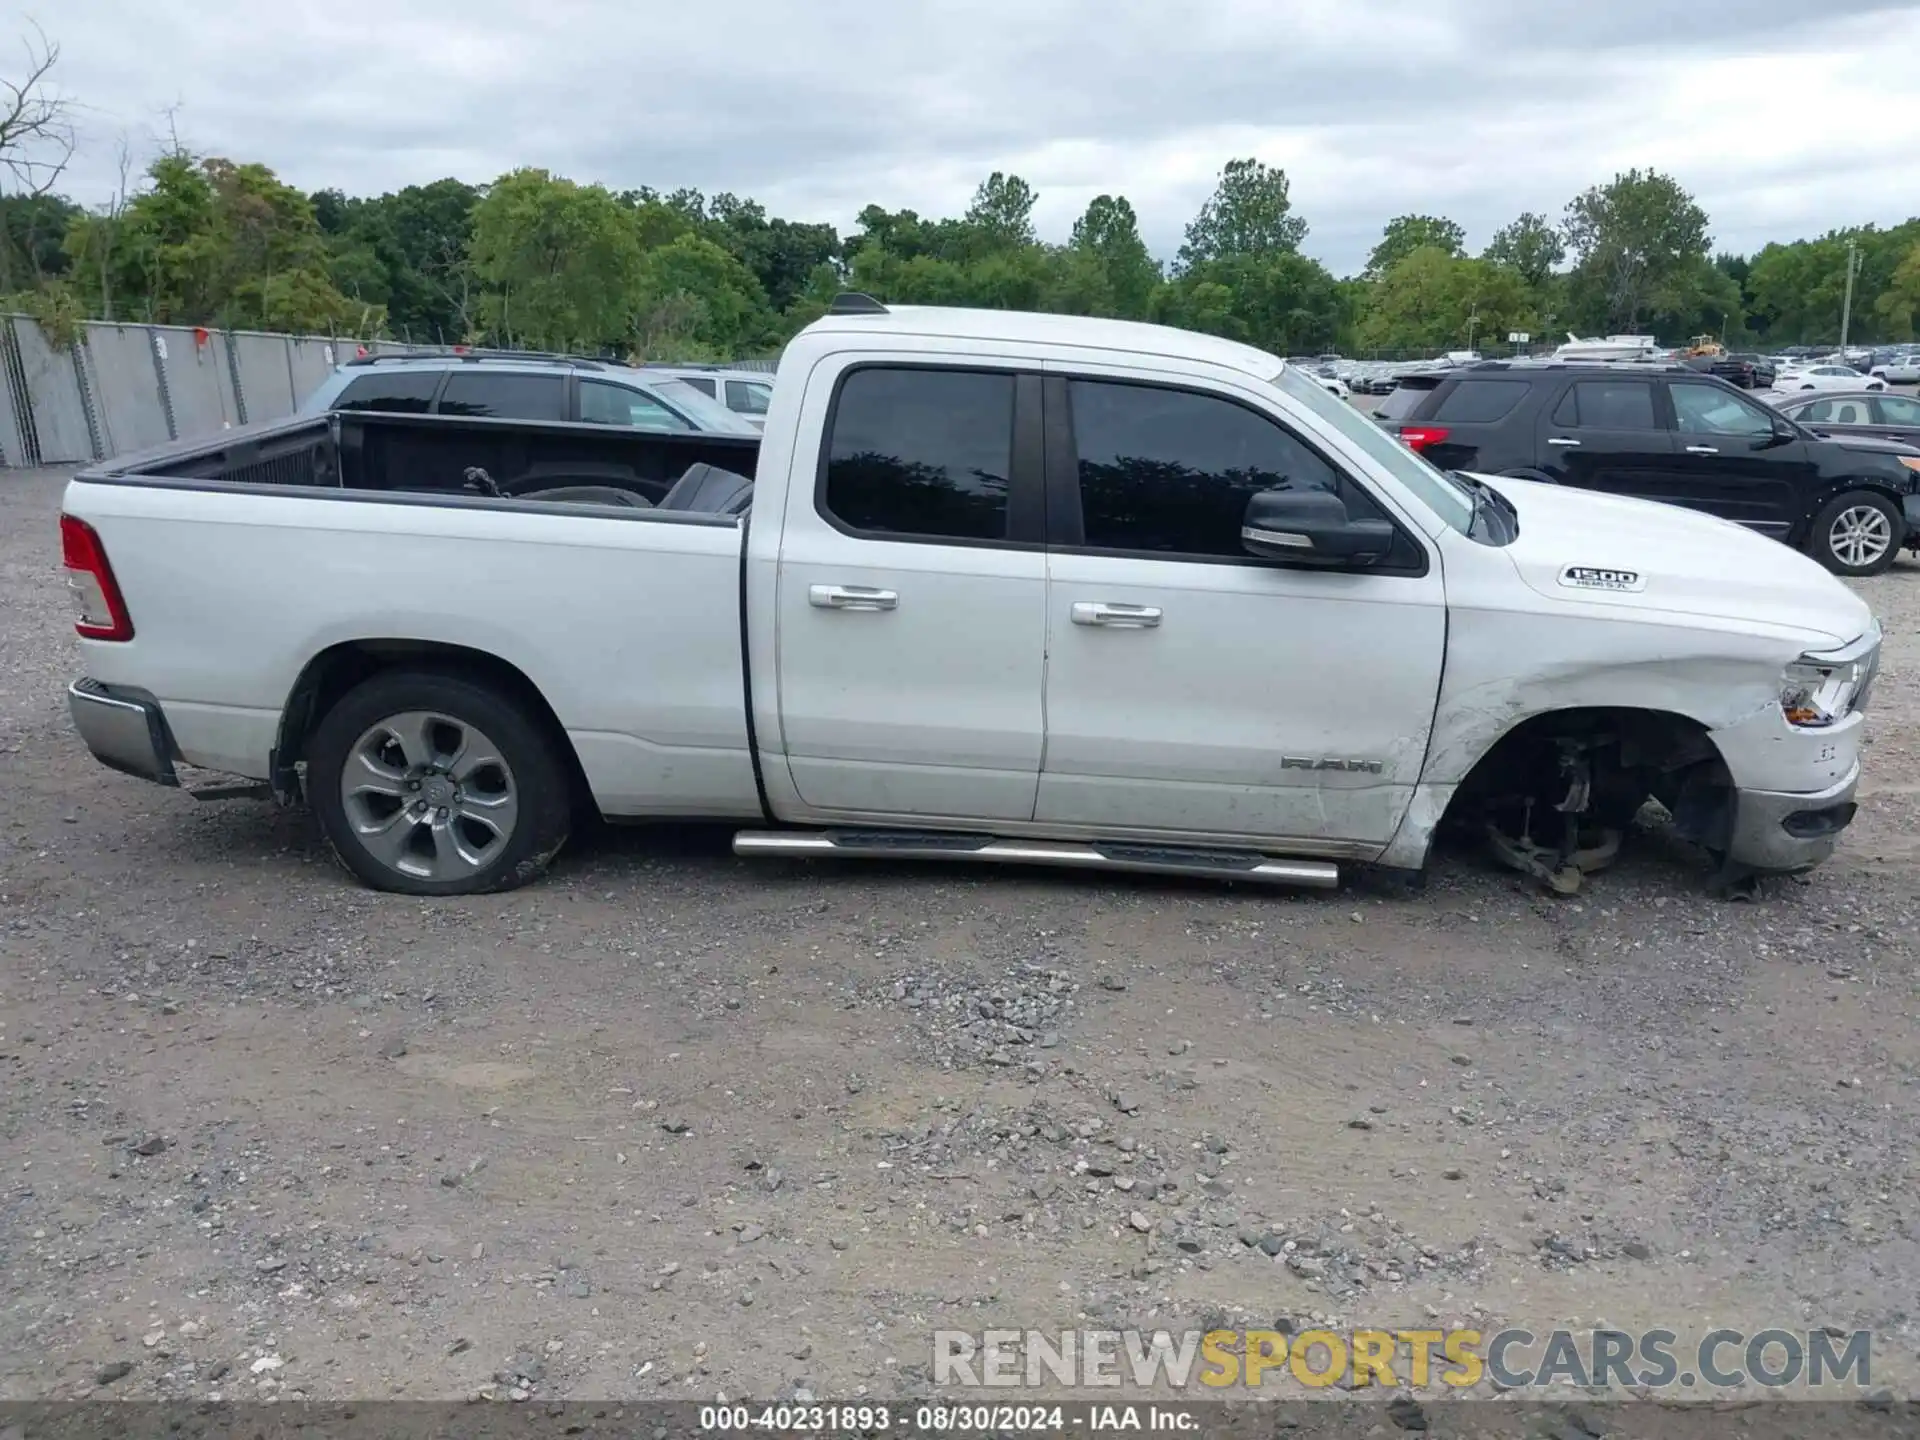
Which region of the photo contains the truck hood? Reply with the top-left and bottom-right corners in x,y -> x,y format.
1471,475 -> 1874,649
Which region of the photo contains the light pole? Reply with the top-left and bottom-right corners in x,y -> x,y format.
1840,241 -> 1859,350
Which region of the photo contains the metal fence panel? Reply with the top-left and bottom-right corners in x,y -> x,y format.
12,319 -> 94,463
80,323 -> 171,456
287,336 -> 341,410
152,325 -> 238,441
0,332 -> 25,467
231,331 -> 296,422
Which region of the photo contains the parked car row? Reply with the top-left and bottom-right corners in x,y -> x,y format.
300,352 -> 766,436
1373,359 -> 1920,576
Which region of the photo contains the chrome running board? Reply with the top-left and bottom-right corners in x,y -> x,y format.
731,830 -> 1340,889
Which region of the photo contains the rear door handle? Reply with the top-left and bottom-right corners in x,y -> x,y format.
1684,444 -> 1719,455
1546,437 -> 1582,447
809,584 -> 898,612
1072,601 -> 1162,628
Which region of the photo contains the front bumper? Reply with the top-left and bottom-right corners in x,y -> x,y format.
1724,764 -> 1859,873
68,679 -> 179,787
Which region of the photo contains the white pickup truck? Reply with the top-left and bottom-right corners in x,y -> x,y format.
62,298 -> 1879,898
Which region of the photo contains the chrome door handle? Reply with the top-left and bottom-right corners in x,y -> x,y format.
1684,444 -> 1719,454
1546,437 -> 1582,447
1072,601 -> 1162,628
809,584 -> 898,612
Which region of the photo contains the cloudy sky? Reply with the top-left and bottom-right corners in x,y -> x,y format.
25,0 -> 1920,275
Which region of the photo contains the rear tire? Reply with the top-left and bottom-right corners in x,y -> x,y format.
1807,490 -> 1901,577
308,669 -> 572,896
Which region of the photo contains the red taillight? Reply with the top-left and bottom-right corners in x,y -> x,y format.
1398,425 -> 1451,453
60,514 -> 134,641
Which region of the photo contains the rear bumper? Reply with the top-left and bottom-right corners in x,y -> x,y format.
1725,764 -> 1858,873
68,679 -> 179,787
1903,494 -> 1920,544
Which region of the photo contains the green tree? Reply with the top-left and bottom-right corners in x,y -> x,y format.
1357,247 -> 1535,354
630,231 -> 774,359
1065,194 -> 1160,318
1154,250 -> 1340,354
1562,169 -> 1710,332
1365,214 -> 1464,280
468,168 -> 643,351
1876,241 -> 1920,341
964,172 -> 1038,252
84,153 -> 364,331
704,192 -> 840,312
0,192 -> 77,287
1176,158 -> 1307,271
1483,211 -> 1565,288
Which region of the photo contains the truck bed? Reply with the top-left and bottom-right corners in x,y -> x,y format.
104,410 -> 761,506
64,411 -> 767,821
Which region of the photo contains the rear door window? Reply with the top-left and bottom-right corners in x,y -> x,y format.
578,379 -> 692,431
332,370 -> 444,413
1430,380 -> 1529,423
1373,379 -> 1443,421
1552,381 -> 1658,429
436,371 -> 567,421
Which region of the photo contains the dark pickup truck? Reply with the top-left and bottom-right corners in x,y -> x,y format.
1685,353 -> 1775,389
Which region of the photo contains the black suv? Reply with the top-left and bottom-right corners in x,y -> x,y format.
1376,361 -> 1920,575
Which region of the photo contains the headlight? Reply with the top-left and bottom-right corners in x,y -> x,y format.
1782,632 -> 1880,727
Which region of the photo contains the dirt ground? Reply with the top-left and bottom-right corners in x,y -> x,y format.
4,463 -> 1920,1413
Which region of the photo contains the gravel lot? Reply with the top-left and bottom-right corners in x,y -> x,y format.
4,463 -> 1920,1411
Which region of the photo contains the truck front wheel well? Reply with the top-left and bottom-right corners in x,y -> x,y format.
273,640 -> 596,819
1439,706 -> 1733,888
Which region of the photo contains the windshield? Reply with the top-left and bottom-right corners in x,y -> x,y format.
1270,366 -> 1475,533
641,377 -> 760,434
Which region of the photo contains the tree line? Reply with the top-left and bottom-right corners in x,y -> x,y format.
3,36 -> 1916,361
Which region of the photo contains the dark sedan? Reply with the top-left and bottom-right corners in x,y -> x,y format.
1774,389 -> 1920,444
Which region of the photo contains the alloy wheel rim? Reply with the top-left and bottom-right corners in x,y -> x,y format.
1829,507 -> 1892,570
339,711 -> 518,880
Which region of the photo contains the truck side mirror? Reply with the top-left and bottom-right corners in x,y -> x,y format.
1241,489 -> 1393,565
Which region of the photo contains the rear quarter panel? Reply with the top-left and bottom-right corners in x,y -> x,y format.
65,480 -> 761,817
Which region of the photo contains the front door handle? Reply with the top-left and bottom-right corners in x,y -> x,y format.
1546,437 -> 1582,447
1683,444 -> 1719,455
1072,601 -> 1162,628
809,584 -> 898,612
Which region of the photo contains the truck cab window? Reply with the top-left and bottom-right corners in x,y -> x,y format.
822,368 -> 1014,541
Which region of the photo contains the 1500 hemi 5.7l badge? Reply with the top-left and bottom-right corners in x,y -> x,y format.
1558,565 -> 1646,593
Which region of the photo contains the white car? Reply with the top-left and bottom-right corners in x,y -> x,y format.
61,298 -> 1875,902
1781,364 -> 1886,393
1870,354 -> 1920,384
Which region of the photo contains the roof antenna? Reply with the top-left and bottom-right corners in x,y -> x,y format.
828,292 -> 889,316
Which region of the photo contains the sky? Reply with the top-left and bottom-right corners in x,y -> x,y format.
21,0 -> 1920,277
